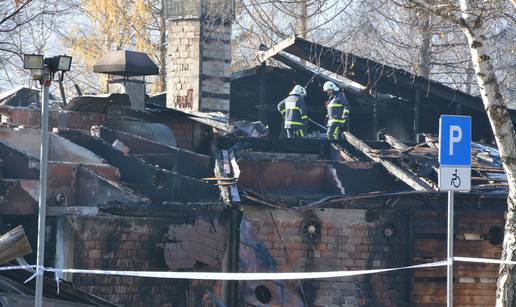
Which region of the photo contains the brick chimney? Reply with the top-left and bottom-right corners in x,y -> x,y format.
165,0 -> 234,117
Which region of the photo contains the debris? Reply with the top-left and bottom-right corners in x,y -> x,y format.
231,121 -> 268,138
343,131 -> 436,191
112,139 -> 130,155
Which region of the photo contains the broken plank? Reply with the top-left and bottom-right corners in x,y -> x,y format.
384,134 -> 410,151
257,36 -> 296,63
331,143 -> 359,162
0,225 -> 32,265
344,132 -> 434,192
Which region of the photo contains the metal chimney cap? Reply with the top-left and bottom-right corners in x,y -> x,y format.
93,50 -> 159,76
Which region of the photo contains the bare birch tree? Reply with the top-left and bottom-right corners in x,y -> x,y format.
232,0 -> 351,69
404,0 -> 516,305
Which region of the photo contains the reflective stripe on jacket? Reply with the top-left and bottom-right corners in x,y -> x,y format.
278,94 -> 307,129
326,91 -> 350,127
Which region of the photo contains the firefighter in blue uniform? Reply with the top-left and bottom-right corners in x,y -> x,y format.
277,85 -> 308,138
323,81 -> 350,140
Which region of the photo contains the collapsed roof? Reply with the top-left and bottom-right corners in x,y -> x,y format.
0,86 -> 61,108
233,35 -> 516,142
257,36 -> 515,119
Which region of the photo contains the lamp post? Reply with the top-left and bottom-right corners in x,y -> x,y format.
34,65 -> 50,307
23,54 -> 72,307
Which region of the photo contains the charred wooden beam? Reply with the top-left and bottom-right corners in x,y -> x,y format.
227,205 -> 242,307
213,148 -> 241,307
343,132 -> 434,191
97,201 -> 223,219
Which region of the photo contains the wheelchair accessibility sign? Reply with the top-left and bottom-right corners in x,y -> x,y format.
438,115 -> 471,192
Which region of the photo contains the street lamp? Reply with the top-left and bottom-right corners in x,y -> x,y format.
43,55 -> 72,105
23,54 -> 73,82
23,54 -> 44,70
22,53 -> 72,307
44,55 -> 72,72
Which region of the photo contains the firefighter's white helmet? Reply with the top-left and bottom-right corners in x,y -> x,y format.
290,85 -> 307,97
323,81 -> 340,92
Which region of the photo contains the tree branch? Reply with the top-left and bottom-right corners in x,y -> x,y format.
407,0 -> 461,25
0,0 -> 34,26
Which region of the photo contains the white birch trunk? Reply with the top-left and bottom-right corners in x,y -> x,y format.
159,0 -> 167,92
299,0 -> 308,38
419,11 -> 431,79
458,1 -> 516,305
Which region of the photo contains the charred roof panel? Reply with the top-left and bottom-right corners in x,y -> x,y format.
257,36 -> 516,119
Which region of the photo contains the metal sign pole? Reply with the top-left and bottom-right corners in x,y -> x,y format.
439,115 -> 471,307
35,71 -> 50,307
447,190 -> 454,307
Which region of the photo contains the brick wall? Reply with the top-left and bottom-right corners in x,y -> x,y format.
412,208 -> 504,306
167,20 -> 201,112
66,214 -> 229,306
166,14 -> 231,117
241,203 -> 505,307
241,206 -> 409,307
165,218 -> 228,270
167,118 -> 195,150
166,118 -> 213,152
0,107 -> 105,130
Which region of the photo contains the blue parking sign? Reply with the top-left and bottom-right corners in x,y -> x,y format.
439,115 -> 471,166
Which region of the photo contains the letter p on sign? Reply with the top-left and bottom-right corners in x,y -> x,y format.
439,115 -> 471,167
449,125 -> 462,156
439,115 -> 471,192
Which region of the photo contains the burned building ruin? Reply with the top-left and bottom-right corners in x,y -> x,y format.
0,1 -> 514,306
